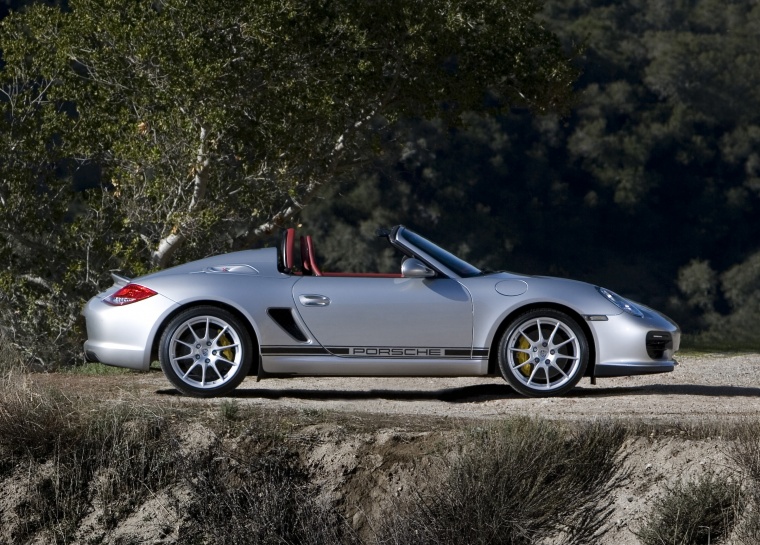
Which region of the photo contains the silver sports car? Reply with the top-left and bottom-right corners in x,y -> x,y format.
83,226 -> 680,398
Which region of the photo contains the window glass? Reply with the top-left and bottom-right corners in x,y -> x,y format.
400,229 -> 481,278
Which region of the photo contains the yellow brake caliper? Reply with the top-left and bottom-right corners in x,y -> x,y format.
219,335 -> 234,361
516,335 -> 532,377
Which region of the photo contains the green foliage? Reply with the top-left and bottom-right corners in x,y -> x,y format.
0,329 -> 25,374
0,0 -> 575,367
219,399 -> 241,422
302,0 -> 760,346
678,251 -> 760,349
678,260 -> 719,312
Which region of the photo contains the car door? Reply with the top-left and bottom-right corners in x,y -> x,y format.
292,276 -> 473,357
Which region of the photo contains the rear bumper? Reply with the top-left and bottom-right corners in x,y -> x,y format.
82,292 -> 178,371
83,339 -> 150,370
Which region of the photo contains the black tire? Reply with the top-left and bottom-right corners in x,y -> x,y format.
498,308 -> 588,397
159,306 -> 253,397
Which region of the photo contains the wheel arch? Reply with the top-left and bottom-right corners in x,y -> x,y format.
487,302 -> 597,378
150,300 -> 261,375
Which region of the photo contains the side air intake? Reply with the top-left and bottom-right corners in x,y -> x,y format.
267,308 -> 309,342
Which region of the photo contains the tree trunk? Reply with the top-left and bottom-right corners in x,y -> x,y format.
151,126 -> 209,268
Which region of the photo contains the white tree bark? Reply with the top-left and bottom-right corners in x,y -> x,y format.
153,105 -> 382,259
151,126 -> 209,268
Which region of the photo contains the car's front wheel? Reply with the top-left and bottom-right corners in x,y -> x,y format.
498,309 -> 588,397
159,306 -> 253,397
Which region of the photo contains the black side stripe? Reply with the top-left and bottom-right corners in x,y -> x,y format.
261,346 -> 330,355
261,346 -> 490,358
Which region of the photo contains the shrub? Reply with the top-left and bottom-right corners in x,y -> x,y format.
377,418 -> 628,545
0,374 -> 358,544
636,471 -> 743,545
730,422 -> 760,544
179,441 -> 359,545
0,378 -> 177,541
0,329 -> 26,375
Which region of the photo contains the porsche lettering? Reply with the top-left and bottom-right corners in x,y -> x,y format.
351,347 -> 442,357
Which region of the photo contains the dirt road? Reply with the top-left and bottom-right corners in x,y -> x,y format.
44,352 -> 760,422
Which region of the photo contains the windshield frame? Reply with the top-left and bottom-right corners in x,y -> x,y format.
393,226 -> 482,278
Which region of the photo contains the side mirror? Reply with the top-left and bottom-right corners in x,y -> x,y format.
401,258 -> 436,278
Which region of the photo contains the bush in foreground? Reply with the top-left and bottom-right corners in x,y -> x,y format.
0,374 -> 358,544
730,421 -> 760,544
0,375 -> 177,541
636,471 -> 743,545
9,368 -> 760,545
181,442 -> 359,545
377,418 -> 628,545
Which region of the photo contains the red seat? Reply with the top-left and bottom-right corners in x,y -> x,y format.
303,235 -> 323,276
300,236 -> 313,275
278,228 -> 297,273
299,234 -> 401,278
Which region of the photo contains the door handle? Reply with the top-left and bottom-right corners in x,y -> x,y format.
298,294 -> 330,307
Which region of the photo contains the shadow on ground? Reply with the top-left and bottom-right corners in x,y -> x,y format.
156,382 -> 760,402
158,383 -> 518,402
583,384 -> 760,398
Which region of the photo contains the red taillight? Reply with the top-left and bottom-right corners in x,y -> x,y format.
104,284 -> 158,306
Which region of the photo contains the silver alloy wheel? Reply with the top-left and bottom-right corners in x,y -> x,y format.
159,306 -> 253,397
499,309 -> 588,396
165,312 -> 246,392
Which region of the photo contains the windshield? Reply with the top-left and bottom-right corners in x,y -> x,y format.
399,228 -> 482,278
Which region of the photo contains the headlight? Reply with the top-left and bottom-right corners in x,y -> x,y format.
596,287 -> 644,318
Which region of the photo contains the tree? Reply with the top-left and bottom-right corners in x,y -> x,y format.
0,0 -> 576,365
302,0 -> 760,347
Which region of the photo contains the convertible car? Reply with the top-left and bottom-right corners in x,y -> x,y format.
83,225 -> 680,398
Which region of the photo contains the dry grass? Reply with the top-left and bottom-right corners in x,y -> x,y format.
0,374 -> 177,541
0,369 -> 357,544
5,358 -> 760,545
180,441 -> 359,545
376,418 -> 628,545
635,471 -> 743,545
729,421 -> 760,544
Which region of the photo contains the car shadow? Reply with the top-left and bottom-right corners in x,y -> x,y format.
156,382 -> 760,402
572,384 -> 760,398
157,383 -> 520,402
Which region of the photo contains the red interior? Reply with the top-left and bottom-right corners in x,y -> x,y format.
301,235 -> 323,276
284,228 -> 296,271
286,230 -> 401,278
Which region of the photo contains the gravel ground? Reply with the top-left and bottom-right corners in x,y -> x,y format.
44,352 -> 760,423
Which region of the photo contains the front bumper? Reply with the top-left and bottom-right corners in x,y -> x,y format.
590,307 -> 680,378
82,292 -> 178,371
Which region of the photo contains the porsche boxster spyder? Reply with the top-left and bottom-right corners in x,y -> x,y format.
82,226 -> 680,397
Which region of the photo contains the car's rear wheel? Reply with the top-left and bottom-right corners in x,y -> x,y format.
159,306 -> 252,397
498,308 -> 588,397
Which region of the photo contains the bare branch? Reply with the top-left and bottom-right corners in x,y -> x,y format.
151,125 -> 211,267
